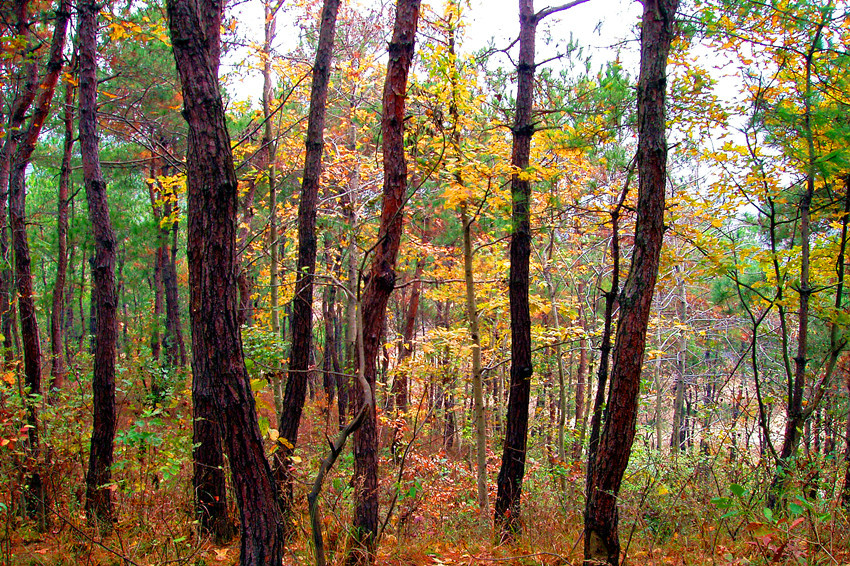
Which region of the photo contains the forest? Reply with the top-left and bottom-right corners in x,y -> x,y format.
1,0 -> 849,564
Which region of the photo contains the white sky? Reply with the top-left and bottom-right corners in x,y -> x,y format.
226,0 -> 646,104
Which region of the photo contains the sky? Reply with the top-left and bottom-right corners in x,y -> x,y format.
225,0 -> 646,104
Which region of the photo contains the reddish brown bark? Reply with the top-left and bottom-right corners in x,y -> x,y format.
349,1 -> 420,562
79,0 -> 119,528
583,1 -> 679,563
167,0 -> 282,560
5,0 -> 70,528
274,0 -> 341,524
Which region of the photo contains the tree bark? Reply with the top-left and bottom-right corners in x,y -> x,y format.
50,69 -> 75,394
583,1 -> 678,563
275,0 -> 341,524
6,0 -> 70,529
495,0 -> 537,535
349,1 -> 420,562
167,0 -> 284,560
79,0 -> 119,529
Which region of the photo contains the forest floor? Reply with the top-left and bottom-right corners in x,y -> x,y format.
2,372 -> 849,566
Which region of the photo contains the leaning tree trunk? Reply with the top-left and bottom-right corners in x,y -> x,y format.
79,0 -> 119,529
349,2 -> 420,563
275,0 -> 341,525
7,0 -> 70,529
167,0 -> 283,561
583,1 -> 678,564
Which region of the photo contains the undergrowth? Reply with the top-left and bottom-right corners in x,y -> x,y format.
1,360 -> 848,566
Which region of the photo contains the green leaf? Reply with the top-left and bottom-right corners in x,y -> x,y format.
763,508 -> 774,523
788,502 -> 803,516
729,483 -> 746,497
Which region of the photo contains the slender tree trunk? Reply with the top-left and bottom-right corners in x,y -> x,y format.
161,192 -> 186,368
264,0 -> 284,424
236,178 -> 258,328
461,204 -> 489,516
349,2 -> 420,562
264,0 -> 281,340
494,0 -> 537,535
7,0 -> 70,529
0,134 -> 13,367
583,1 -> 678,563
841,361 -> 850,509
147,174 -> 165,368
50,70 -> 75,394
767,23 -> 826,509
670,269 -> 687,454
167,0 -> 284,560
572,282 -> 588,458
321,242 -> 339,407
79,0 -> 119,529
275,0 -> 341,525
394,261 -> 421,412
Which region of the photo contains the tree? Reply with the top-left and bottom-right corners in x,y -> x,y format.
166,0 -> 284,561
79,0 -> 119,528
275,0 -> 342,523
584,0 -> 679,564
3,0 -> 70,528
349,0 -> 421,562
49,66 -> 75,393
494,0 -> 589,537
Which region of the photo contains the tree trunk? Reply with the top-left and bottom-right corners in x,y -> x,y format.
583,1 -> 678,563
462,204 -> 489,516
275,0 -> 341,524
161,194 -> 187,368
495,0 -> 536,535
321,245 -> 338,407
349,2 -> 420,562
167,0 -> 284,561
7,0 -> 70,529
147,174 -> 165,368
841,361 -> 850,509
236,178 -> 258,328
572,282 -> 588,458
79,0 -> 119,529
670,269 -> 687,454
767,22 -> 827,510
394,261 -> 422,412
50,71 -> 75,394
